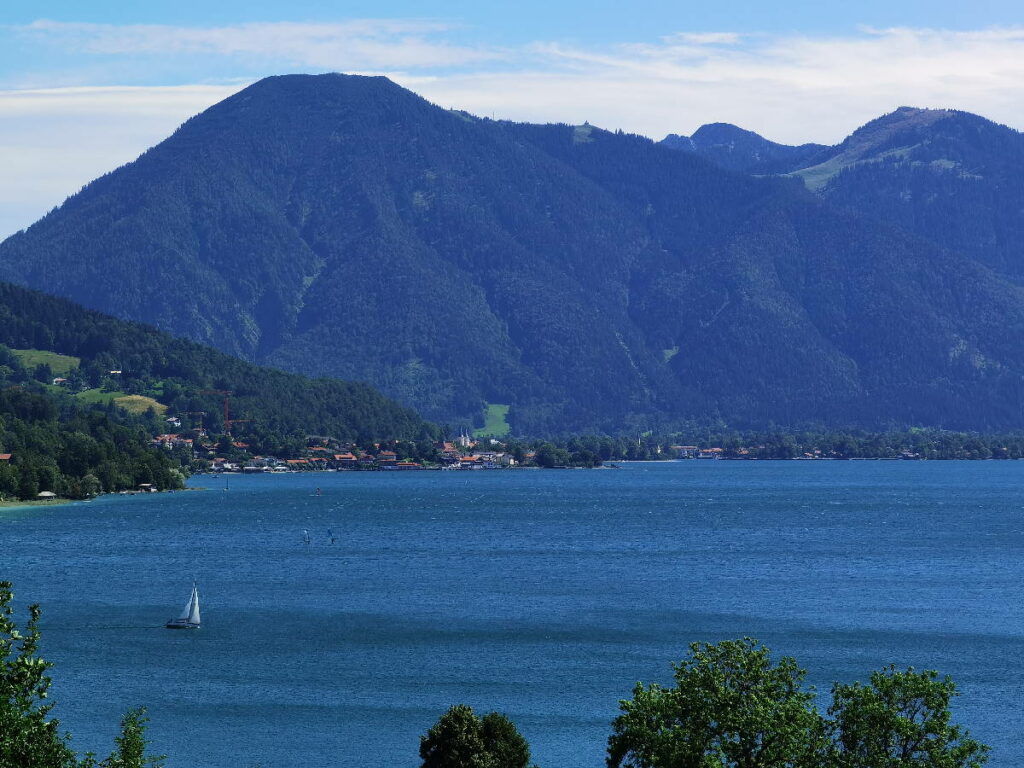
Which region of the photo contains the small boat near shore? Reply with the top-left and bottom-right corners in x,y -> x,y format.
166,583 -> 201,629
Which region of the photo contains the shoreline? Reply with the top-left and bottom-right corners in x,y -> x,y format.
0,498 -> 74,511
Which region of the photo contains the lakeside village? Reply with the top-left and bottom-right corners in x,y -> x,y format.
153,427 -> 533,473
148,422 -> 934,475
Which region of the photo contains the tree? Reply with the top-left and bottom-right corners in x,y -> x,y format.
0,582 -> 163,768
420,705 -> 490,768
99,708 -> 164,768
0,581 -> 78,768
420,705 -> 532,768
80,474 -> 102,498
533,443 -> 569,468
607,638 -> 825,768
480,712 -> 531,768
828,666 -> 989,767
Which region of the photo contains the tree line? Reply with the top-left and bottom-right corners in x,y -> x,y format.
500,428 -> 1024,465
421,638 -> 988,768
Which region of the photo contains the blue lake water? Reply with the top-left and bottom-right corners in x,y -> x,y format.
2,461 -> 1022,767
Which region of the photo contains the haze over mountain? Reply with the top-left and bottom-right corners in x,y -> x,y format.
2,75 -> 1024,433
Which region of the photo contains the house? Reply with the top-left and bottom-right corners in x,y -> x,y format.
697,448 -> 723,459
152,434 -> 193,450
672,445 -> 700,459
377,451 -> 398,466
52,377 -> 68,386
0,454 -> 11,462
332,452 -> 358,469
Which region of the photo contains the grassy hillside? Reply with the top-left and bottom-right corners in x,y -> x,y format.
11,349 -> 80,376
474,404 -> 511,438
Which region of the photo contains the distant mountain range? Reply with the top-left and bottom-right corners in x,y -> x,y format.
663,106 -> 1024,282
2,75 -> 1023,433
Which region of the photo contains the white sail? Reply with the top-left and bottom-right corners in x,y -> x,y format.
186,585 -> 201,626
176,593 -> 193,621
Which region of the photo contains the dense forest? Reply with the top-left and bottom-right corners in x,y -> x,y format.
3,75 -> 1024,434
0,280 -> 437,463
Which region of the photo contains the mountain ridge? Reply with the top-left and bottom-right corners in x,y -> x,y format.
663,105 -> 1024,283
3,74 -> 1024,433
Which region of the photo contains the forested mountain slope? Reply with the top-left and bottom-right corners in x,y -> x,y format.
3,75 -> 1024,432
0,281 -> 434,446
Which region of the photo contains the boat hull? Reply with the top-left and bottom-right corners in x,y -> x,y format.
165,620 -> 200,629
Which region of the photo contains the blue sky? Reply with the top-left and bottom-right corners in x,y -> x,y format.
2,1 -> 1024,236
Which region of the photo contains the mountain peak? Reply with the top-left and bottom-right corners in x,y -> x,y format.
844,106 -> 956,144
660,122 -> 825,173
690,122 -> 766,144
184,72 -> 430,133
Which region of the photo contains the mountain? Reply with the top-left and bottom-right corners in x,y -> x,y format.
3,75 -> 1024,433
0,280 -> 435,448
665,107 -> 1024,283
661,123 -> 826,174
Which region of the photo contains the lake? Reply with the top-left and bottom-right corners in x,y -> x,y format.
2,461 -> 1022,767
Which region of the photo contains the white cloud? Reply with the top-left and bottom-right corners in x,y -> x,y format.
0,85 -> 242,237
405,26 -> 1024,142
3,23 -> 1024,238
663,32 -> 744,45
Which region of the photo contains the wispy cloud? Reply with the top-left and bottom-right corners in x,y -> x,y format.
17,19 -> 505,70
3,22 -> 1024,237
404,25 -> 1024,141
0,84 -> 243,238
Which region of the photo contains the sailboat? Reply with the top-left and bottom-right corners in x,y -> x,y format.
166,583 -> 201,629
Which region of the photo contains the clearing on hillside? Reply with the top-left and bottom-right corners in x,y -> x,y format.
11,348 -> 80,376
114,395 -> 167,415
473,403 -> 511,438
75,389 -> 167,415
